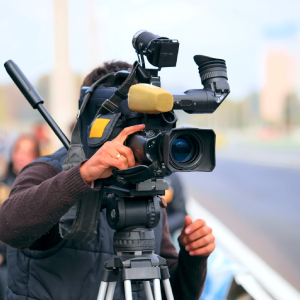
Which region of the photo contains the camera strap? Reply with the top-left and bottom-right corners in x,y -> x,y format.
97,61 -> 140,115
60,62 -> 140,242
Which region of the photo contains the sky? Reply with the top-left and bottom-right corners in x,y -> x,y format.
0,0 -> 300,100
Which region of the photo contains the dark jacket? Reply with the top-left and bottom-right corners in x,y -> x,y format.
0,148 -> 207,300
0,166 -> 16,300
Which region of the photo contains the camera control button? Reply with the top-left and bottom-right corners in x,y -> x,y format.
180,100 -> 192,106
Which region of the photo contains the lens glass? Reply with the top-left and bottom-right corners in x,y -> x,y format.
171,136 -> 193,163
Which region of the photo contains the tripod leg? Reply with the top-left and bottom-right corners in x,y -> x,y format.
124,280 -> 133,300
153,279 -> 162,300
105,282 -> 117,300
143,281 -> 154,300
97,281 -> 108,300
162,279 -> 174,300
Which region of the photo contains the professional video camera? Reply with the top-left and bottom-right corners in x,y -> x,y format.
4,30 -> 230,300
80,30 -> 230,180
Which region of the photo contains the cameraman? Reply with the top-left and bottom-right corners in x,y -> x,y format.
0,62 -> 215,300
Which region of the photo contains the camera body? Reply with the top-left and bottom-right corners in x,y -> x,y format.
79,86 -> 216,181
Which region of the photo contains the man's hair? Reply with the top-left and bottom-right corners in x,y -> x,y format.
82,61 -> 132,87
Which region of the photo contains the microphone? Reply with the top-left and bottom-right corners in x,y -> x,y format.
128,84 -> 173,114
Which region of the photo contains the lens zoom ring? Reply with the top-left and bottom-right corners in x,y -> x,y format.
201,70 -> 227,81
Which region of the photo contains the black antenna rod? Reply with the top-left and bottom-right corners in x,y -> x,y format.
4,60 -> 70,150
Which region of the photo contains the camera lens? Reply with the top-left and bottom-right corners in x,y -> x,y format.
169,130 -> 203,170
171,136 -> 194,163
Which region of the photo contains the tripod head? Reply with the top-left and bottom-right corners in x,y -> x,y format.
102,179 -> 168,255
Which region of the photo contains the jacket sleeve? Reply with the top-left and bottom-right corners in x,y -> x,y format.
160,209 -> 207,300
0,161 -> 98,249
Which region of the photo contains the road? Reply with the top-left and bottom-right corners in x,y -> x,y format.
178,153 -> 300,292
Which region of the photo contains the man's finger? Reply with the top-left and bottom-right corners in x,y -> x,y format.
189,243 -> 216,257
106,157 -> 128,171
112,143 -> 135,168
105,146 -> 121,160
185,219 -> 206,235
181,216 -> 193,236
184,216 -> 193,228
114,124 -> 145,144
183,226 -> 212,244
185,234 -> 215,251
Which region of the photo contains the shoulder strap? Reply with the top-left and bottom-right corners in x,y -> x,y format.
97,61 -> 139,115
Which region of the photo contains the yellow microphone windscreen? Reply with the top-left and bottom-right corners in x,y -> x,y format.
128,84 -> 174,114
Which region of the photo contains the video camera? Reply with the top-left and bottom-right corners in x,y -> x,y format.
79,30 -> 230,184
4,29 -> 230,246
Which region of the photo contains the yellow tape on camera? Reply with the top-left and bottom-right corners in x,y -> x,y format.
89,118 -> 111,138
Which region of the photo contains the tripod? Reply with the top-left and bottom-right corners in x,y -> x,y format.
97,228 -> 174,300
96,179 -> 174,300
97,253 -> 174,300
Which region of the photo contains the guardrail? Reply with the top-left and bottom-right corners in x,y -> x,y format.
187,197 -> 300,300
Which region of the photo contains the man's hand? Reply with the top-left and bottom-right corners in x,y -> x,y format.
179,215 -> 215,257
80,124 -> 145,184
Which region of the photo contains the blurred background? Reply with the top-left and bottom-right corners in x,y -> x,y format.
0,0 -> 299,299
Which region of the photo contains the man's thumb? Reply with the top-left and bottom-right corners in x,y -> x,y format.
183,215 -> 193,229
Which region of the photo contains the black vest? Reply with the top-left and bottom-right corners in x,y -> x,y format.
6,148 -> 163,300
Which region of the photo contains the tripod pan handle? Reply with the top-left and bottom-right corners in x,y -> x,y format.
4,60 -> 43,109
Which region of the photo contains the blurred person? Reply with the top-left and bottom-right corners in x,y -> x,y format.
0,151 -> 8,207
164,173 -> 188,253
0,134 -> 40,300
0,61 -> 215,300
0,152 -> 6,180
164,173 -> 187,235
33,123 -> 51,156
0,135 -> 40,189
